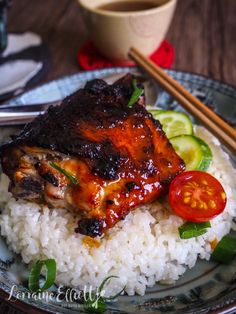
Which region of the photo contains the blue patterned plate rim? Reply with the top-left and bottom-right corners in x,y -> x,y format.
3,67 -> 236,106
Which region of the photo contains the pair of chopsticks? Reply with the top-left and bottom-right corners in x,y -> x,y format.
129,47 -> 236,154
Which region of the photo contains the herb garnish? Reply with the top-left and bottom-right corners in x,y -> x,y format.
28,259 -> 125,313
50,162 -> 78,185
127,78 -> 144,108
211,235 -> 236,264
28,259 -> 56,292
84,275 -> 125,313
179,221 -> 211,239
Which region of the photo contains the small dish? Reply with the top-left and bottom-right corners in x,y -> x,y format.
78,0 -> 177,62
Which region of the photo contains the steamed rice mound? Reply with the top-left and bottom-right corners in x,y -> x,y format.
0,126 -> 235,296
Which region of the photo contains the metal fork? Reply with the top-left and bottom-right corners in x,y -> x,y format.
0,100 -> 61,125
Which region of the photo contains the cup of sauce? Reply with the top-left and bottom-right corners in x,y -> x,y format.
78,0 -> 177,63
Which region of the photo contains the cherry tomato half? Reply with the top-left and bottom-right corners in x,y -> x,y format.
169,171 -> 227,222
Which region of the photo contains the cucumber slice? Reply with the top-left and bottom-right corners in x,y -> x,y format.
170,135 -> 212,171
151,110 -> 193,139
147,109 -> 167,116
195,137 -> 213,171
170,135 -> 203,170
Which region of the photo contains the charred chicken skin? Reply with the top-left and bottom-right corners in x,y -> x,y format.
0,74 -> 185,237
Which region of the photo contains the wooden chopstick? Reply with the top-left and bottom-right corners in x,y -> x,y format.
129,47 -> 236,154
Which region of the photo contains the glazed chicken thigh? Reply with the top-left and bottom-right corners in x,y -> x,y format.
0,74 -> 185,237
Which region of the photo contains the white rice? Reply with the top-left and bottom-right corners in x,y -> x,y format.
0,126 -> 235,296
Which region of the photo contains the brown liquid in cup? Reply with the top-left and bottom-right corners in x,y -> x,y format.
97,1 -> 158,12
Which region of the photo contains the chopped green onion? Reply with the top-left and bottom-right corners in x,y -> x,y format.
97,275 -> 118,295
84,275 -> 124,313
103,286 -> 125,301
50,162 -> 78,185
84,298 -> 107,314
179,221 -> 211,239
28,259 -> 56,292
211,236 -> 236,264
127,79 -> 144,108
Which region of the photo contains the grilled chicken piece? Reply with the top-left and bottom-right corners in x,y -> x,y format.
0,74 -> 185,237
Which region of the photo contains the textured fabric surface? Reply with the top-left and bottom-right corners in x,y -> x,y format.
77,40 -> 174,70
